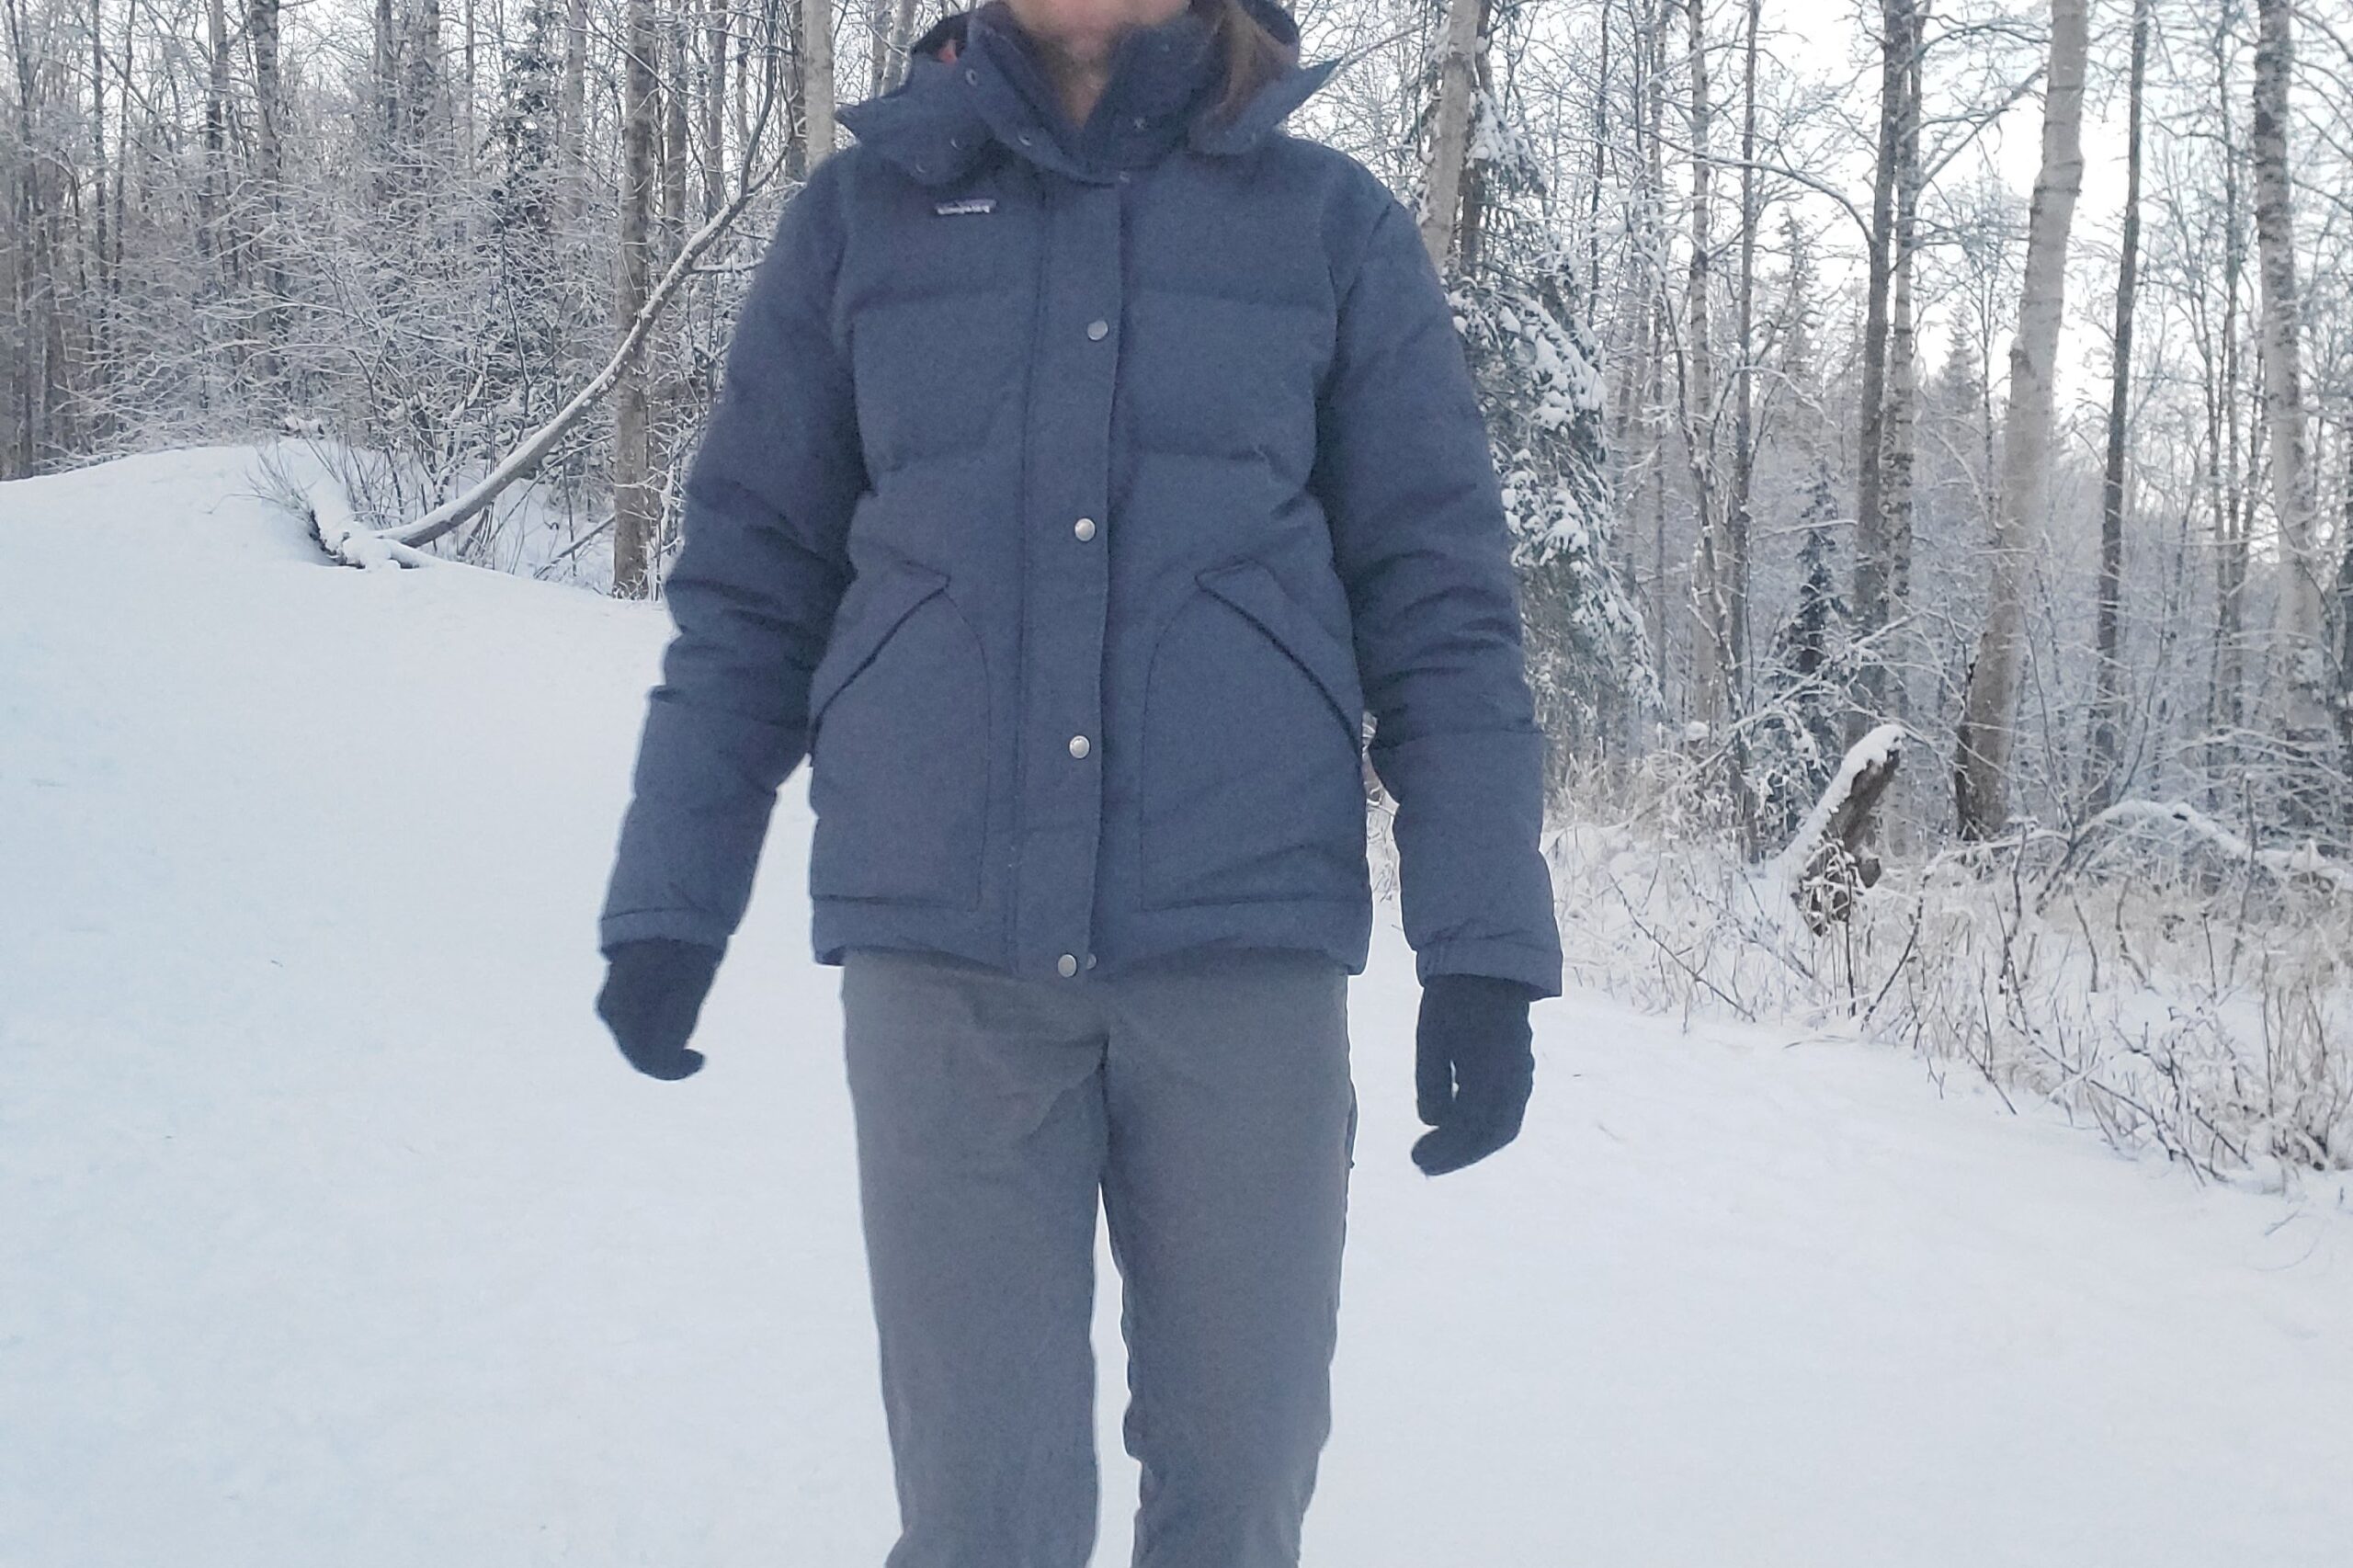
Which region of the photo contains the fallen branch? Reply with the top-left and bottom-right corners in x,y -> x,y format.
2075,799 -> 2353,898
318,180 -> 771,566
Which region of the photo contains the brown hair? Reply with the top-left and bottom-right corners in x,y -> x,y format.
1198,0 -> 1300,127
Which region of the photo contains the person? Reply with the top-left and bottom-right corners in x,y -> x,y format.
592,0 -> 1562,1560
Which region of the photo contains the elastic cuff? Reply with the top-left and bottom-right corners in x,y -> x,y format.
599,906 -> 735,956
1413,937 -> 1563,1000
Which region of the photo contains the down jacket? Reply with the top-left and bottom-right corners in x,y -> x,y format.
599,0 -> 1563,997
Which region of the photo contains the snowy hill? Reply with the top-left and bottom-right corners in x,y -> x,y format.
5,448 -> 2351,1566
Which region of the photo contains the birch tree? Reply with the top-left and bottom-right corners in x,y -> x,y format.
2086,0 -> 2148,812
612,0 -> 660,594
1420,0 -> 1483,267
2250,0 -> 2329,802
1954,0 -> 2087,838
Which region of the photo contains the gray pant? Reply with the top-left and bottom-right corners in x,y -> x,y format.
839,946 -> 1358,1568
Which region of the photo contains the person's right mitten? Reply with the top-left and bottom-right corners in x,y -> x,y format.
1412,973 -> 1538,1176
595,938 -> 722,1081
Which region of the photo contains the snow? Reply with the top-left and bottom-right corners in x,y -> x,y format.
5,448 -> 2352,1566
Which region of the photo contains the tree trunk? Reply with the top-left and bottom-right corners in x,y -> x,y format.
87,0 -> 108,396
1456,0 -> 1494,273
2208,3 -> 2249,776
884,0 -> 919,90
408,0 -> 445,180
2251,0 -> 2329,797
247,0 -> 284,380
802,0 -> 835,166
376,0 -> 399,154
663,18 -> 691,243
2087,0 -> 2147,813
1685,0 -> 1730,727
1850,0 -> 1911,735
703,0 -> 729,213
613,0 -> 660,596
201,0 -> 232,282
1729,0 -> 1757,707
1419,0 -> 1483,267
462,0 -> 477,180
1641,0 -> 1669,687
2336,430 -> 2353,786
1954,0 -> 2087,839
1883,0 -> 1922,700
561,0 -> 586,217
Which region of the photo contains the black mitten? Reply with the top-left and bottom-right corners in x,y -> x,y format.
1412,973 -> 1538,1175
596,939 -> 722,1080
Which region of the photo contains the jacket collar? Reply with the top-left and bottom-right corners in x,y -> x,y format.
836,0 -> 1340,187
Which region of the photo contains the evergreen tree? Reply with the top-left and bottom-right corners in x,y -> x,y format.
1752,464 -> 1859,842
1454,263 -> 1654,782
1438,32 -> 1653,790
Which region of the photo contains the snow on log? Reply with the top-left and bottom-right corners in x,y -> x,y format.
1769,722 -> 1905,931
2077,799 -> 2353,896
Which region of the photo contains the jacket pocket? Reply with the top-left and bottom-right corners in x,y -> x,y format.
806,561 -> 988,909
1140,559 -> 1370,909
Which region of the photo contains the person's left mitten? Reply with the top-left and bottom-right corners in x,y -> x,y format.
1412,973 -> 1539,1175
596,938 -> 722,1080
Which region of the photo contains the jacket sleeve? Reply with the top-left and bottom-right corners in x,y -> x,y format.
1312,187 -> 1563,998
599,160 -> 866,955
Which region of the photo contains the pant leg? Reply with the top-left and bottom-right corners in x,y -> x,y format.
839,949 -> 1110,1568
1097,949 -> 1358,1568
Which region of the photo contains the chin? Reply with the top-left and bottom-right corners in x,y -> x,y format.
1014,0 -> 1188,51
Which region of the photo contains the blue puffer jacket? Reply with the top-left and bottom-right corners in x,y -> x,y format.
599,0 -> 1563,996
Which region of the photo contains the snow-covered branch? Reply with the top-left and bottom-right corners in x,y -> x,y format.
316,185 -> 769,567
2078,799 -> 2353,897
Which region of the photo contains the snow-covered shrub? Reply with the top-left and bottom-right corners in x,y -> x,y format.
1547,747 -> 2353,1183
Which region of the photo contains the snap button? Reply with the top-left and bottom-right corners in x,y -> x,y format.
1056,952 -> 1079,978
1017,131 -> 1033,145
1073,516 -> 1097,541
1068,734 -> 1091,759
1085,953 -> 1097,971
1086,318 -> 1108,340
964,66 -> 978,83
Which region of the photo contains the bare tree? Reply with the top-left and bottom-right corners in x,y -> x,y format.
1420,0 -> 1484,267
1955,0 -> 2087,838
704,0 -> 730,214
804,0 -> 835,165
561,0 -> 586,216
1852,0 -> 1916,733
613,0 -> 660,595
2086,0 -> 2148,812
2251,0 -> 2329,799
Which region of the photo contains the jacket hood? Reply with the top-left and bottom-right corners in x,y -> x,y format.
836,0 -> 1341,187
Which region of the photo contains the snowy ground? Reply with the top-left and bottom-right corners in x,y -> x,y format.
6,449 -> 2351,1567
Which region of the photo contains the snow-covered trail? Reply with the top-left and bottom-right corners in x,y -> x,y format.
5,449 -> 2349,1568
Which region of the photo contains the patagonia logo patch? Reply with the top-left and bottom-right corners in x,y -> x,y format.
934,197 -> 996,216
